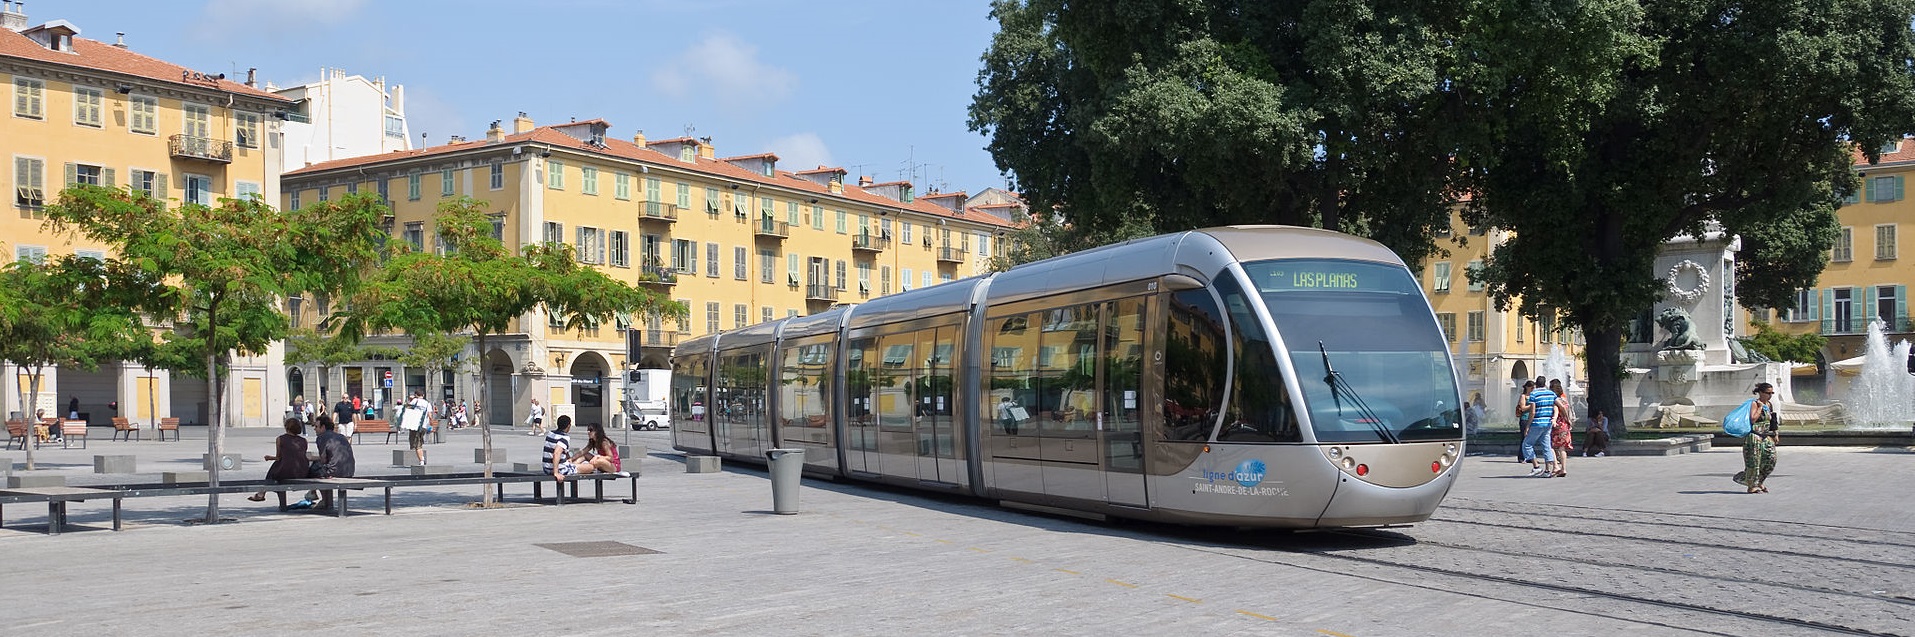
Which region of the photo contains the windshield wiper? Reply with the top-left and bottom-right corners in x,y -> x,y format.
1319,341 -> 1398,444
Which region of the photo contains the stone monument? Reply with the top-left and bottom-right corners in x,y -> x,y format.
1624,230 -> 1792,428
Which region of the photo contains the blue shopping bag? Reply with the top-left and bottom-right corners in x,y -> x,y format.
1722,398 -> 1755,437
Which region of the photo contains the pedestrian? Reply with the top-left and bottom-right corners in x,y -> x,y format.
544,414 -> 576,482
249,418 -> 310,504
332,394 -> 356,437
351,393 -> 363,415
1734,382 -> 1780,494
67,395 -> 79,420
1514,380 -> 1536,463
1583,408 -> 1610,457
526,397 -> 547,436
454,400 -> 470,429
311,416 -> 355,511
1521,378 -> 1559,478
570,423 -> 620,475
1549,381 -> 1573,477
1465,392 -> 1486,436
397,389 -> 435,466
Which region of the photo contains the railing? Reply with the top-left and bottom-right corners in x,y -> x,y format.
805,283 -> 839,302
642,331 -> 680,347
755,218 -> 790,239
641,202 -> 679,222
852,234 -> 891,252
637,266 -> 679,286
169,134 -> 232,163
936,246 -> 968,263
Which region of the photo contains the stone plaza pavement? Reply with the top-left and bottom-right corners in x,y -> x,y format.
1,427 -> 1910,636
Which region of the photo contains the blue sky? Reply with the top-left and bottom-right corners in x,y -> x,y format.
43,0 -> 1011,193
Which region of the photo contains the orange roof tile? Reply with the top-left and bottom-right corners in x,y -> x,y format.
0,28 -> 289,102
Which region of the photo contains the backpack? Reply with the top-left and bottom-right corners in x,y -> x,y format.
1722,398 -> 1756,437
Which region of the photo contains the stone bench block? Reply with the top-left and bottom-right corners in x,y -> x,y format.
512,462 -> 538,473
685,455 -> 721,473
93,454 -> 136,473
0,456 -> 12,479
7,474 -> 66,488
203,453 -> 243,471
392,450 -> 424,467
162,471 -> 209,484
410,464 -> 453,476
474,448 -> 507,463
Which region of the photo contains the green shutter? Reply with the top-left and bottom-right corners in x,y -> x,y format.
1821,288 -> 1834,333
1865,177 -> 1873,202
102,168 -> 115,188
64,162 -> 76,186
1865,286 -> 1878,326
1900,286 -> 1909,331
1896,176 -> 1906,202
155,173 -> 167,198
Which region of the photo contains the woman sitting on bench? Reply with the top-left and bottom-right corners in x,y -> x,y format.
569,423 -> 621,475
249,418 -> 310,504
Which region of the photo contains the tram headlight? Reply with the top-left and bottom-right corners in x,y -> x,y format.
1340,457 -> 1356,470
1328,447 -> 1343,460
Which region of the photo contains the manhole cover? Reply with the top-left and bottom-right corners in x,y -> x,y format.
535,541 -> 661,558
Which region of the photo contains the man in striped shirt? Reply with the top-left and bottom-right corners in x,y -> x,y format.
1523,379 -> 1559,477
543,415 -> 577,481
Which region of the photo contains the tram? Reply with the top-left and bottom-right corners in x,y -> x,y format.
670,226 -> 1463,528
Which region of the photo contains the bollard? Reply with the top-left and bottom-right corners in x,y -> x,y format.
765,448 -> 804,514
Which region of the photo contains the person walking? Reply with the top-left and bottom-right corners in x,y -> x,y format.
1514,380 -> 1536,463
397,390 -> 436,466
1735,383 -> 1780,493
1465,393 -> 1487,437
526,397 -> 547,436
1583,408 -> 1610,457
1549,380 -> 1573,477
333,395 -> 356,437
311,416 -> 355,511
1521,379 -> 1559,477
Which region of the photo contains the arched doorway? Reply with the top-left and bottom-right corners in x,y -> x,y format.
486,349 -> 516,427
569,351 -> 612,429
287,368 -> 305,408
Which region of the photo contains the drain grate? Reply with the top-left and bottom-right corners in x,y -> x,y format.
535,541 -> 661,558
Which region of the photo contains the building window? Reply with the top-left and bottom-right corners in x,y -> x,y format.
857,262 -> 871,297
759,249 -> 775,283
902,221 -> 913,245
922,270 -> 933,289
374,178 -> 388,202
1432,262 -> 1452,293
835,259 -> 847,290
676,181 -> 690,209
289,190 -> 300,210
681,145 -> 696,163
705,187 -> 720,216
1465,260 -> 1484,292
1878,285 -> 1901,331
69,162 -> 104,186
404,222 -> 425,250
1833,227 -> 1854,262
881,266 -> 892,295
407,171 -> 421,200
14,245 -> 47,263
131,169 -> 163,198
787,253 -> 800,285
1868,175 -> 1905,203
490,160 -> 504,190
441,168 -> 454,196
13,78 -> 43,119
834,209 -> 847,234
1467,311 -> 1485,342
182,104 -> 210,138
576,226 -> 606,264
706,242 -> 720,278
614,172 -> 630,200
734,304 -> 747,329
236,181 -> 261,200
129,95 -> 157,134
547,160 -> 564,190
705,302 -> 720,334
235,112 -> 260,148
786,201 -> 800,226
72,87 -> 102,127
544,221 -> 564,244
672,239 -> 697,274
610,230 -> 629,267
644,177 -> 661,203
1876,224 -> 1897,260
1436,312 -> 1457,342
762,306 -> 773,324
582,166 -> 599,195
490,214 -> 505,241
902,268 -> 913,291
1781,288 -> 1813,323
761,196 -> 774,220
811,205 -> 824,230
317,185 -> 329,202
734,246 -> 747,280
184,174 -> 213,206
14,156 -> 45,215
384,115 -> 405,138
734,192 -> 751,218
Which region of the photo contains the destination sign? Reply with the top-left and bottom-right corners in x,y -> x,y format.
1249,259 -> 1414,294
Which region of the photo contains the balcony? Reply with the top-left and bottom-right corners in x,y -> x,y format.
754,218 -> 790,240
640,330 -> 680,348
805,283 -> 839,302
636,266 -> 679,288
641,202 -> 679,224
169,134 -> 232,163
936,246 -> 968,264
851,233 -> 891,254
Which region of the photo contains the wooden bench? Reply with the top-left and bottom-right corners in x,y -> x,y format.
4,419 -> 30,450
157,417 -> 180,441
352,419 -> 396,445
111,417 -> 141,442
60,420 -> 88,449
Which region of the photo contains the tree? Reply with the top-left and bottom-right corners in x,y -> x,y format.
398,332 -> 471,401
0,255 -> 161,470
1459,1 -> 1915,430
969,0 -> 1474,267
987,207 -> 1154,271
335,197 -> 683,506
1742,322 -> 1826,365
47,187 -> 389,523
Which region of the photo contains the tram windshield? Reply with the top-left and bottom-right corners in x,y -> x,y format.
1242,259 -> 1463,443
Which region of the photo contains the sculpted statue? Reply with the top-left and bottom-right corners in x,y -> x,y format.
1657,307 -> 1706,351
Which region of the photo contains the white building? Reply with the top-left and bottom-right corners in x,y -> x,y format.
270,68 -> 411,167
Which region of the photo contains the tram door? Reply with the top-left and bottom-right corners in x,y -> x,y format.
1102,298 -> 1148,507
843,339 -> 877,474
914,326 -> 957,484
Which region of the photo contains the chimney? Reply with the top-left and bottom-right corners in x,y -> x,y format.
448,135 -> 466,143
697,136 -> 714,160
244,68 -> 256,87
2,1 -> 27,32
513,111 -> 534,133
858,175 -> 873,187
389,84 -> 405,113
114,32 -> 126,48
486,120 -> 505,142
632,129 -> 645,146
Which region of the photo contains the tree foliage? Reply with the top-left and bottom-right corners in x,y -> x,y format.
1741,322 -> 1826,365
970,0 -> 1475,266
46,186 -> 388,522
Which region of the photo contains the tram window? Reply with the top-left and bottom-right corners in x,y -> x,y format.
1217,274 -> 1300,443
780,340 -> 832,428
846,339 -> 876,427
1038,304 -> 1096,438
876,332 -> 917,431
1164,288 -> 1226,442
987,313 -> 1039,434
671,353 -> 709,432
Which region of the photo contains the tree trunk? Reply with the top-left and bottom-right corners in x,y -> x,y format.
23,366 -> 42,470
476,331 -> 495,507
204,300 -> 222,524
1584,325 -> 1627,435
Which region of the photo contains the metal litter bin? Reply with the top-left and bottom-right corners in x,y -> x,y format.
765,448 -> 804,514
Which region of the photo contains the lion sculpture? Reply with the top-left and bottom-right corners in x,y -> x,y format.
1657,307 -> 1706,351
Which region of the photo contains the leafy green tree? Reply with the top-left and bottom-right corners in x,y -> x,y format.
987,207 -> 1154,271
47,187 -> 388,522
969,0 -> 1473,267
0,255 -> 163,470
1459,0 -> 1915,430
1742,322 -> 1826,365
335,197 -> 683,506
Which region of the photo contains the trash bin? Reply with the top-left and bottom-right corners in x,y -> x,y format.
765,448 -> 805,514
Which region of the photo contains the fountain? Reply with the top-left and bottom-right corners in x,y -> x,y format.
1540,344 -> 1576,393
1842,320 -> 1915,428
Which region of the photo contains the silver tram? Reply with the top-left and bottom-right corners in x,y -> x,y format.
670,226 -> 1463,528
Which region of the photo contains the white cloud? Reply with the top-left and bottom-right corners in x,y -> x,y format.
766,133 -> 833,172
650,33 -> 797,111
193,0 -> 367,41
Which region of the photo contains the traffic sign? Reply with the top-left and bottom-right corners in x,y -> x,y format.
383,370 -> 394,388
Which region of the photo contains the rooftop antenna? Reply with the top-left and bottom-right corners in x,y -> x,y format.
683,124 -> 697,138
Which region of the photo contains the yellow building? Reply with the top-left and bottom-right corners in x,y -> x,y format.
281,114 -> 1019,428
1417,211 -> 1585,425
1,6 -> 296,427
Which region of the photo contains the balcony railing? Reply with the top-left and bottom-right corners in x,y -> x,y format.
169,134 -> 232,163
637,266 -> 679,287
641,331 -> 680,348
641,202 -> 679,223
936,246 -> 968,263
805,283 -> 839,302
755,218 -> 790,239
852,233 -> 891,253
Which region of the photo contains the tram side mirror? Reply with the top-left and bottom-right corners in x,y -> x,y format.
1163,274 -> 1205,291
